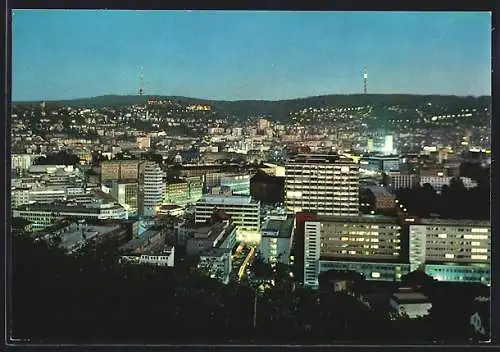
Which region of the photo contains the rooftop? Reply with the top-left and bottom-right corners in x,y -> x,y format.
198,195 -> 258,205
14,200 -> 125,214
419,218 -> 490,227
364,185 -> 394,197
391,292 -> 430,304
119,229 -> 163,253
58,224 -> 121,251
287,154 -> 357,165
315,215 -> 399,224
200,247 -> 232,257
261,215 -> 295,238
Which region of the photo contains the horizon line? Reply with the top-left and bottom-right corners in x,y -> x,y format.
12,92 -> 492,104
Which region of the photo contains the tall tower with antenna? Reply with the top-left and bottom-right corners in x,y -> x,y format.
138,66 -> 144,96
363,67 -> 368,94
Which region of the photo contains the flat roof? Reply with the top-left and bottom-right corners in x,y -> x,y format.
418,218 -> 490,227
363,185 -> 393,197
315,215 -> 399,224
14,201 -> 124,213
119,229 -> 162,252
200,247 -> 231,257
391,292 -> 430,304
198,195 -> 258,205
59,224 -> 121,250
287,154 -> 357,165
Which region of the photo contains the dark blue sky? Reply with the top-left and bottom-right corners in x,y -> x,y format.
12,10 -> 491,101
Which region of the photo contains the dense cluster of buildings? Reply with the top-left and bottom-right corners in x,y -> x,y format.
10,99 -> 491,296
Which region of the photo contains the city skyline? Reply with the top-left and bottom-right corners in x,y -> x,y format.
12,10 -> 491,101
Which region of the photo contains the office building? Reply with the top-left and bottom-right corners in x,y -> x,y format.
11,154 -> 45,173
109,181 -> 139,215
197,247 -> 232,284
101,160 -> 140,182
139,161 -> 165,217
119,229 -> 174,267
220,174 -> 251,195
304,215 -> 408,289
387,172 -> 418,191
285,154 -> 359,216
13,199 -> 128,231
259,215 -> 295,265
359,155 -> 400,173
407,218 -> 490,284
194,195 -> 261,232
185,220 -> 237,256
364,185 -> 396,212
164,176 -> 203,205
36,221 -> 126,255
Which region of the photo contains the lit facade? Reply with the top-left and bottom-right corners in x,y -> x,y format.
387,172 -> 417,190
194,195 -> 260,232
220,174 -> 251,195
110,182 -> 138,215
407,218 -> 490,284
259,215 -> 295,265
13,200 -> 128,231
197,247 -> 232,284
285,154 -> 359,216
139,162 -> 165,217
304,215 -> 406,288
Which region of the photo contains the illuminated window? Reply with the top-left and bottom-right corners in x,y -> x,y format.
371,238 -> 379,242
349,250 -> 356,255
464,234 -> 488,240
371,245 -> 379,249
438,234 -> 447,239
445,254 -> 454,259
371,272 -> 380,278
341,237 -> 348,241
471,255 -> 488,260
471,241 -> 481,246
471,228 -> 488,233
471,248 -> 488,253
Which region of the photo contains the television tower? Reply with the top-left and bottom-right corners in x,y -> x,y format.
138,66 -> 144,96
363,67 -> 368,94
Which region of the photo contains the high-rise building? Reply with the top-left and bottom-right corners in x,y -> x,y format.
303,215 -> 409,288
139,162 -> 165,217
285,154 -> 359,216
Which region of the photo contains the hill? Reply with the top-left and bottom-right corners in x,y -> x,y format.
14,94 -> 491,120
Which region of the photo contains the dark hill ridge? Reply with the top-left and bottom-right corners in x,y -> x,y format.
14,94 -> 491,119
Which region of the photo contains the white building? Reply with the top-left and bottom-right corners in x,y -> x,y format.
389,290 -> 432,319
387,172 -> 417,191
259,215 -> 295,265
13,200 -> 128,231
138,246 -> 175,267
197,247 -> 232,284
304,215 -> 408,289
140,162 -> 165,217
460,177 -> 478,189
194,195 -> 260,232
11,185 -> 86,207
11,154 -> 45,172
419,175 -> 452,194
285,154 -> 359,216
406,217 -> 490,284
